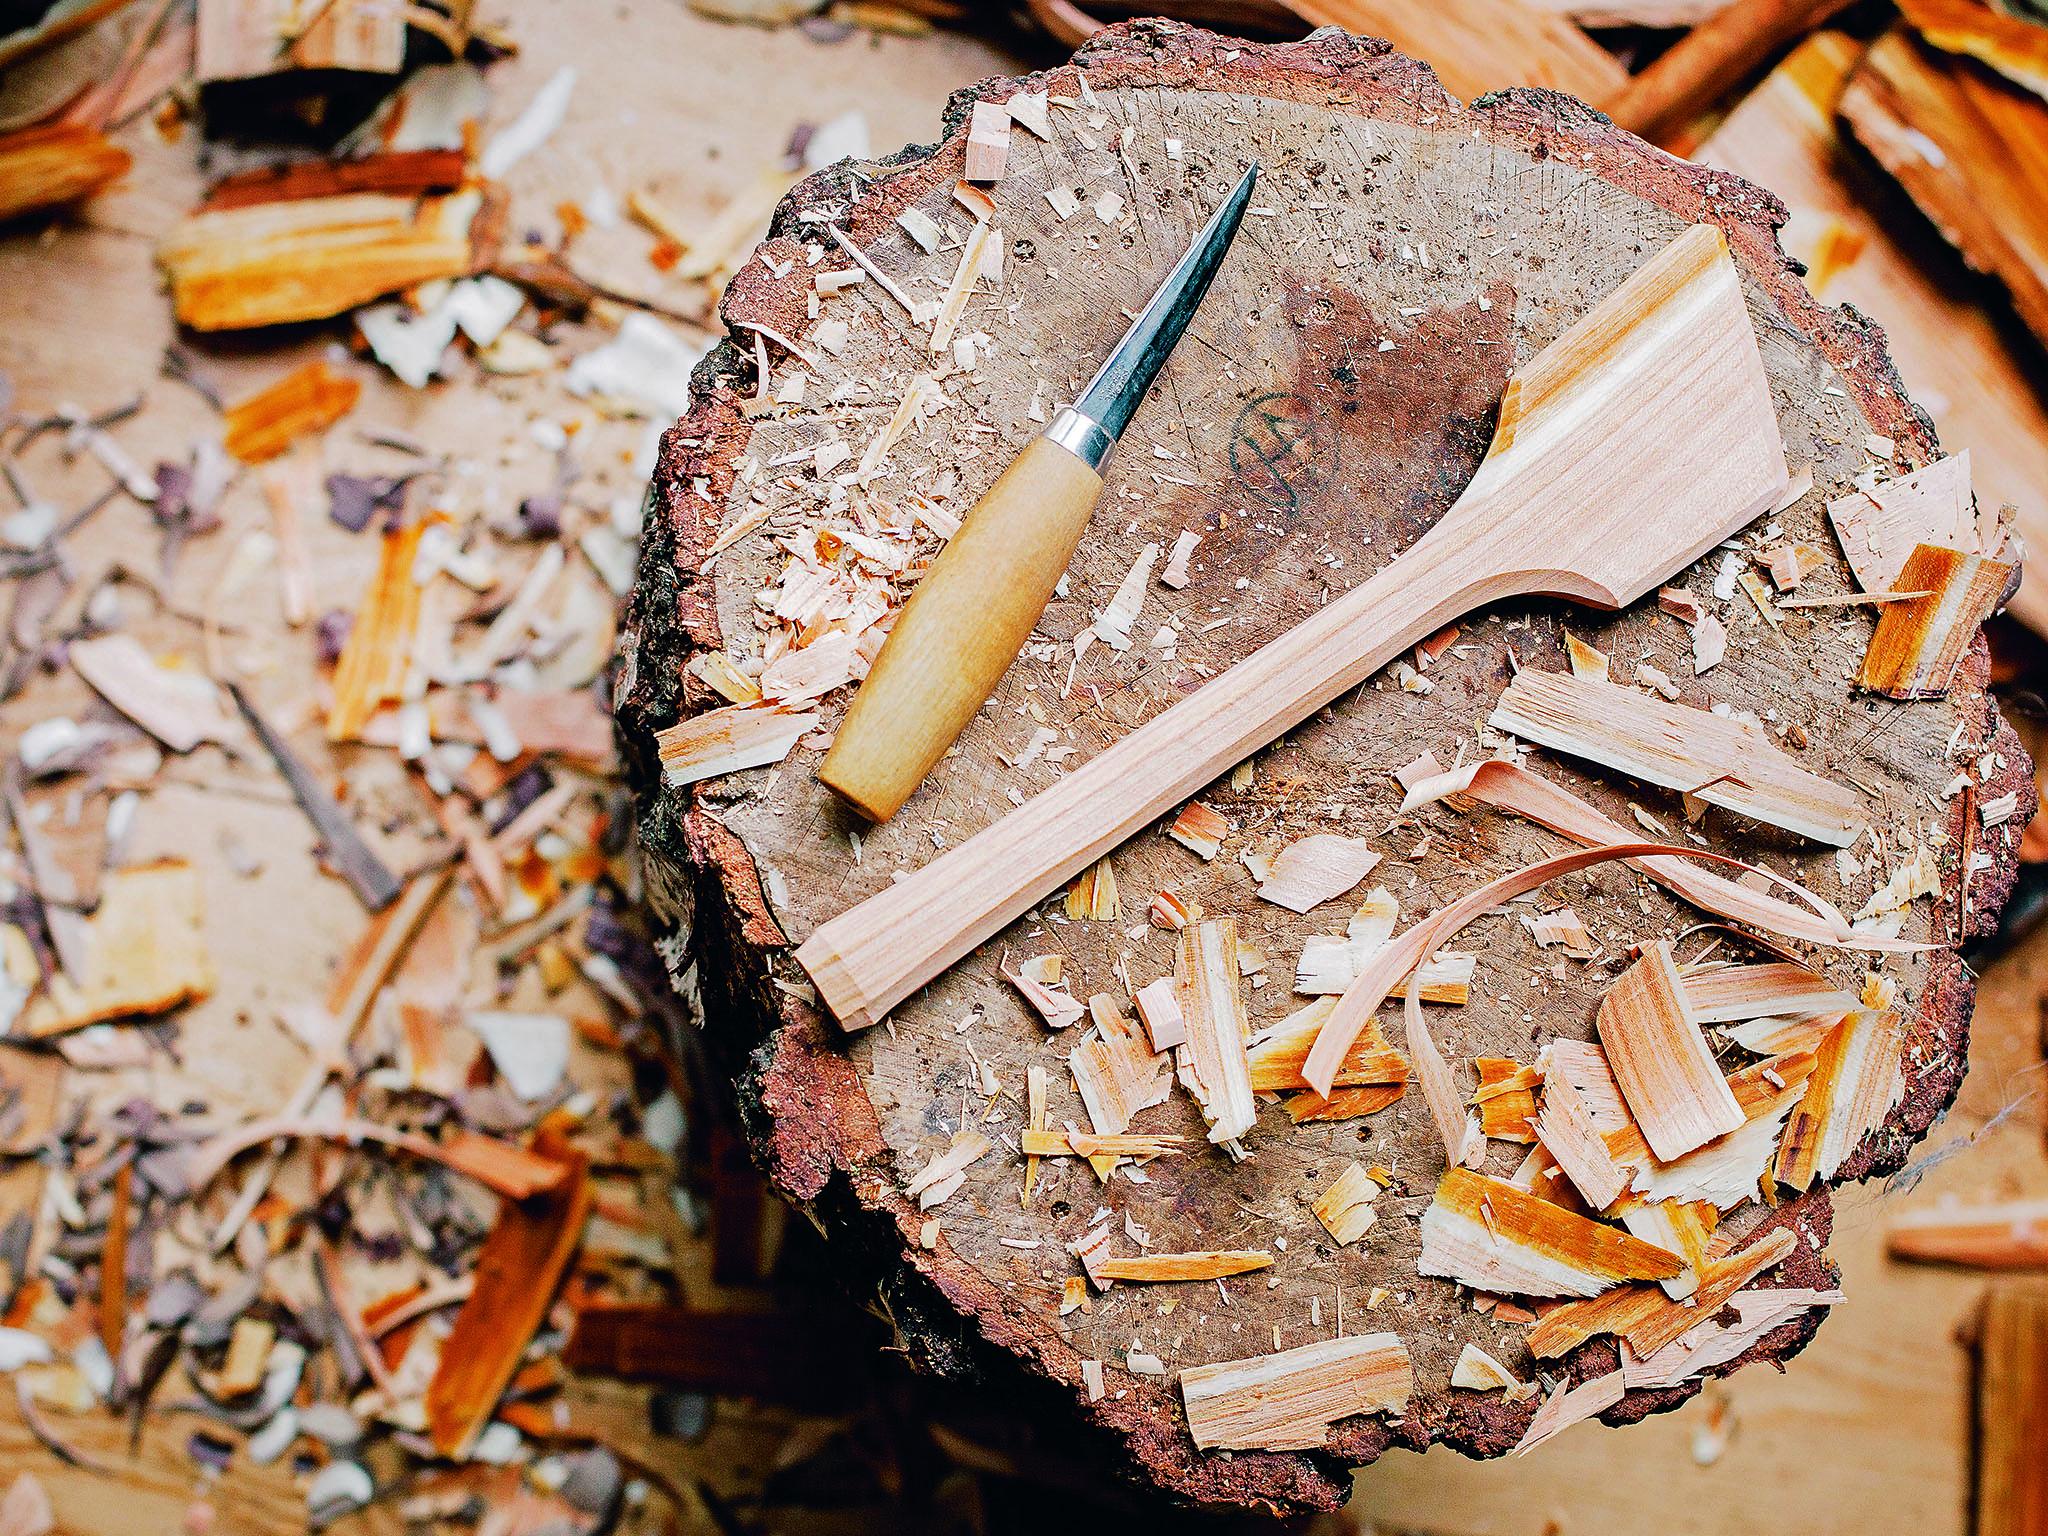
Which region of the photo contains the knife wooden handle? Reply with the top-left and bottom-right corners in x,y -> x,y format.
818,436 -> 1103,821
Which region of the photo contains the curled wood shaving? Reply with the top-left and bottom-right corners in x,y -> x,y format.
1304,801 -> 1893,1103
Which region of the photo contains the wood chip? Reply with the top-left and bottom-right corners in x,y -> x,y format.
654,704 -> 819,788
1069,995 -> 1169,1135
1773,1009 -> 1904,1190
1064,857 -> 1119,921
1597,941 -> 1745,1162
1168,801 -> 1227,860
1178,1333 -> 1411,1451
13,861 -> 213,1038
1252,834 -> 1381,913
1528,1224 -> 1798,1358
1312,1162 -> 1381,1245
1514,1370 -> 1624,1455
1094,1250 -> 1272,1283
1857,542 -> 2014,699
963,100 -> 1010,182
68,633 -> 238,754
1489,669 -> 1865,846
1172,920 -> 1256,1150
425,1137 -> 591,1457
1681,962 -> 1860,1023
327,515 -> 434,741
1474,1057 -> 1538,1143
1450,1343 -> 1525,1394
1003,958 -> 1085,1031
1133,975 -> 1186,1051
1246,1001 -> 1408,1092
223,360 -> 362,463
1417,1168 -> 1682,1298
904,1130 -> 991,1210
159,185 -> 486,331
0,122 -> 129,225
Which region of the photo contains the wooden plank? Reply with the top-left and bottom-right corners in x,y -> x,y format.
1974,1283 -> 2048,1536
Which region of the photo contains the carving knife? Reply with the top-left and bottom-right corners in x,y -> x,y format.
817,163 -> 1259,822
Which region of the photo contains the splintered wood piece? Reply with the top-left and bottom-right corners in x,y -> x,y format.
1133,976 -> 1186,1051
1004,959 -> 1085,1031
0,122 -> 129,224
1613,1050 -> 1818,1209
1619,1198 -> 1719,1300
1023,1063 -> 1047,1203
1597,941 -> 1745,1161
1534,1039 -> 1639,1212
158,186 -> 487,331
905,1130 -> 991,1209
796,226 -> 1789,1033
1901,0 -> 2048,100
963,100 -> 1011,182
1451,1343 -> 1525,1394
1528,1224 -> 1799,1358
1515,1370 -> 1624,1455
1417,1168 -> 1682,1298
1843,27 -> 2048,353
68,633 -> 239,754
1402,944 -> 1485,1172
1094,1250 -> 1272,1282
1168,801 -> 1227,860
1286,0 -> 1627,103
328,515 -> 434,742
1826,452 -> 1977,593
1773,1010 -> 1904,1191
1888,1200 -> 2048,1269
1284,1082 -> 1406,1124
1474,1057 -> 1538,1142
223,360 -> 362,463
1246,1000 -> 1408,1092
1625,1285 -> 1845,1389
1020,1129 -> 1184,1159
425,1140 -> 591,1458
1070,995 -> 1170,1135
15,861 -> 213,1037
1252,835 -> 1380,913
1064,857 -> 1120,921
1682,962 -> 1861,1022
1296,935 -> 1472,1000
1313,1162 -> 1381,1245
1489,669 -> 1865,845
1178,1332 -> 1411,1452
656,703 -> 820,789
1172,920 -> 1256,1149
1857,542 -> 2014,699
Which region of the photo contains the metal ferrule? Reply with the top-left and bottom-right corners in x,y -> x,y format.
1046,406 -> 1114,473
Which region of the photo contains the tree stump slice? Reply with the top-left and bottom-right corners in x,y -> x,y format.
619,20 -> 2031,1514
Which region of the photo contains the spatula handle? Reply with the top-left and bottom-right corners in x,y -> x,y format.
798,527 -> 1487,1029
819,436 -> 1103,822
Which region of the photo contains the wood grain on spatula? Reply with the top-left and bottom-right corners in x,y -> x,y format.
796,224 -> 1789,1032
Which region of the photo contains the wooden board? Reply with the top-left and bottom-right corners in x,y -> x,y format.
621,20 -> 2029,1513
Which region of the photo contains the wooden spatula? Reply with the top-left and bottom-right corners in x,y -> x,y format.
798,224 -> 1789,1032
